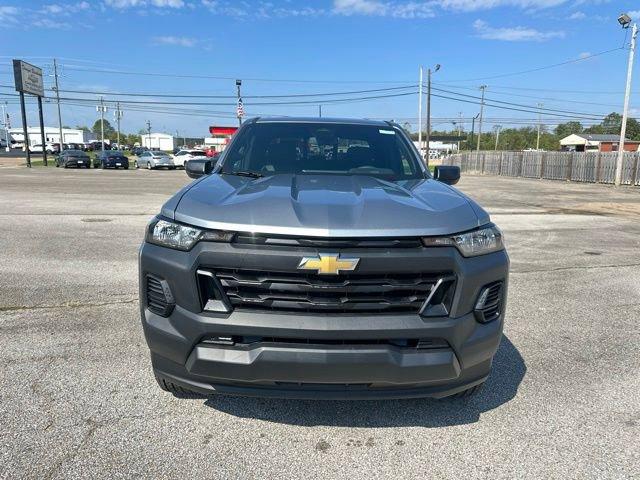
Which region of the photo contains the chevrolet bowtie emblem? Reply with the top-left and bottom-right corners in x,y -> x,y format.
297,253 -> 360,275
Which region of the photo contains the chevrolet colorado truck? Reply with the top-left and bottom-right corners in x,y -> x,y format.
139,117 -> 509,400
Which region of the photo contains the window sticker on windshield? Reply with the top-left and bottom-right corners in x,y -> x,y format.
379,129 -> 395,135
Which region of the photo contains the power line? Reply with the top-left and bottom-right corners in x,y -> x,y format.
429,85 -> 609,118
438,47 -> 625,82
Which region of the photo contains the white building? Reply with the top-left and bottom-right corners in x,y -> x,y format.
141,133 -> 175,151
9,127 -> 96,146
413,140 -> 458,159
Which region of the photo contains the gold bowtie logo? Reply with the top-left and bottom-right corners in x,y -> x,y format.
297,253 -> 360,275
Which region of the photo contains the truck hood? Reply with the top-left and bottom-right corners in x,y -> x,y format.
168,173 -> 489,237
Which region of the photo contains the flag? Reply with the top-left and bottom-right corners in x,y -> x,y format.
236,97 -> 245,118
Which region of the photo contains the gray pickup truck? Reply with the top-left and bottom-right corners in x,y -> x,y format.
139,117 -> 509,400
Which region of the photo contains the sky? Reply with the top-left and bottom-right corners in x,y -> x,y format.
1,0 -> 639,138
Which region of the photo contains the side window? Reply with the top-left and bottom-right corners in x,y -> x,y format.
397,137 -> 417,176
224,126 -> 253,171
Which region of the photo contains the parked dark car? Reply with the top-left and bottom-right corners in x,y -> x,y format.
55,149 -> 91,168
94,150 -> 129,169
131,146 -> 148,157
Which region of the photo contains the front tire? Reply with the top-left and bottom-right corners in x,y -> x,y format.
155,374 -> 205,399
147,162 -> 152,170
449,382 -> 484,399
134,160 -> 138,169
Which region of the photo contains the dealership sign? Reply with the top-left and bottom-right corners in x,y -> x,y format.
13,60 -> 44,97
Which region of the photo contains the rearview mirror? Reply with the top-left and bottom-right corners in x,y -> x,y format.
185,159 -> 214,179
433,165 -> 460,185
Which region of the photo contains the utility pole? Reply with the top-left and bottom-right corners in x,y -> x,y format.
146,120 -> 151,150
615,21 -> 638,186
494,125 -> 502,150
1,103 -> 10,152
418,66 -> 423,157
114,102 -> 123,148
476,85 -> 487,152
536,103 -> 543,150
236,79 -> 243,127
96,96 -> 107,152
470,112 -> 480,151
53,59 -> 64,151
457,111 -> 463,152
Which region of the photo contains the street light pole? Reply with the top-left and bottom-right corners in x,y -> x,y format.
425,64 -> 440,164
418,66 -> 423,157
494,125 -> 502,150
615,21 -> 638,186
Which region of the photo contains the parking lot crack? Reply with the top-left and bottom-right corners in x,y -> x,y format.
512,262 -> 640,274
0,297 -> 138,313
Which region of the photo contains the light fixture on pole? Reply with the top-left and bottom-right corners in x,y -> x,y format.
615,13 -> 637,186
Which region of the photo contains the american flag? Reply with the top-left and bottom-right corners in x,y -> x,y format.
236,97 -> 245,118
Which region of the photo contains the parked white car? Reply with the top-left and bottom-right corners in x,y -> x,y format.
172,149 -> 207,168
134,150 -> 175,170
29,143 -> 60,154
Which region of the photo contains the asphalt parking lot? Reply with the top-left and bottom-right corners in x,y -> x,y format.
1,167 -> 639,479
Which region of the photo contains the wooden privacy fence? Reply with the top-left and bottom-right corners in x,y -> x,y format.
442,151 -> 640,186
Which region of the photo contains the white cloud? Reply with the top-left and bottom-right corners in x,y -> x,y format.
628,11 -> 640,21
152,35 -> 197,47
436,0 -> 568,11
473,19 -> 565,41
332,0 -> 434,18
105,0 -> 184,8
0,5 -> 19,22
569,11 -> 586,20
578,51 -> 591,59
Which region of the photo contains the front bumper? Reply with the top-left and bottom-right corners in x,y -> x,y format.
139,241 -> 509,399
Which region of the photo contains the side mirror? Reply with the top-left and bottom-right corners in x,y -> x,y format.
433,165 -> 460,185
185,159 -> 214,179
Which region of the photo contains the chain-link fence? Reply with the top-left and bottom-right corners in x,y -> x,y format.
442,151 -> 640,186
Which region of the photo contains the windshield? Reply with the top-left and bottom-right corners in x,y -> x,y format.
221,122 -> 424,180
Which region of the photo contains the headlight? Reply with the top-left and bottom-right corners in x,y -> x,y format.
422,224 -> 504,257
147,218 -> 234,251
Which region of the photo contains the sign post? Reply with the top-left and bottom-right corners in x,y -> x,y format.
13,60 -> 45,168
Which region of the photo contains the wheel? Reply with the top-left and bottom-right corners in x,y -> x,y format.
55,162 -> 59,168
449,382 -> 484,399
147,162 -> 152,170
124,166 -> 129,170
134,160 -> 138,169
63,164 -> 68,169
155,374 -> 206,399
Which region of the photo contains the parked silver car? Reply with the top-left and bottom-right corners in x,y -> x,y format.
135,151 -> 175,170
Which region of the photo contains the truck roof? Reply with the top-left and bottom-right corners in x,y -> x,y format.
251,117 -> 394,127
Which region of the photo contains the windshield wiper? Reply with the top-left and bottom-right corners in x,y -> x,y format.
223,170 -> 264,178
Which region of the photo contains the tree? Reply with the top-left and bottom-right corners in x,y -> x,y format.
92,119 -> 116,140
554,121 -> 583,138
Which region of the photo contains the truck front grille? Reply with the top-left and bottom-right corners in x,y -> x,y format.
209,268 -> 453,313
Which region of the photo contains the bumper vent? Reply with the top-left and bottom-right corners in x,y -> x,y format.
207,268 -> 454,314
474,281 -> 503,323
146,275 -> 175,317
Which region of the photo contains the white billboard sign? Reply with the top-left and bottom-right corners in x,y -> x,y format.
13,60 -> 44,97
